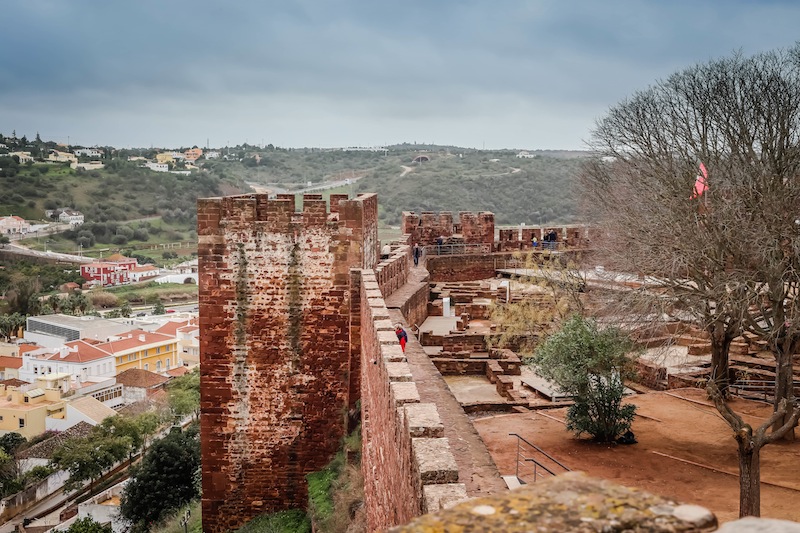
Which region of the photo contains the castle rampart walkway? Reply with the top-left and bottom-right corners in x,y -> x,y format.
386,266 -> 507,498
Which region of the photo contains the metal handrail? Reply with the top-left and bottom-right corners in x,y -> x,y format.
424,243 -> 492,256
510,433 -> 570,471
509,433 -> 570,483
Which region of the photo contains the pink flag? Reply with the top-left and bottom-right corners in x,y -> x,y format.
692,162 -> 708,198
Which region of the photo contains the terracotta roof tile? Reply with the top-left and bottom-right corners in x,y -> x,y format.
43,340 -> 113,363
155,320 -> 192,336
166,366 -> 189,377
115,368 -> 170,388
97,330 -> 175,354
0,378 -> 30,387
0,356 -> 23,369
17,421 -> 94,459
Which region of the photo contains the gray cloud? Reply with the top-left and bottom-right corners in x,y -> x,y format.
1,0 -> 799,149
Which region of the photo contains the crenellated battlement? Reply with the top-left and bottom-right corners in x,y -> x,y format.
197,192 -> 377,234
402,210 -> 495,246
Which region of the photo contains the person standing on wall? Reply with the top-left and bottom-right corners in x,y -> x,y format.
395,323 -> 408,352
413,243 -> 421,266
381,242 -> 391,260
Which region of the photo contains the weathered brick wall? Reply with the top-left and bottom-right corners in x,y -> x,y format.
359,270 -> 466,531
496,224 -> 592,251
376,243 -> 411,299
427,253 -> 516,282
198,193 -> 377,533
402,211 -> 494,246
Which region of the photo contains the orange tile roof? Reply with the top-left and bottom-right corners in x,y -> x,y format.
167,366 -> 190,377
0,356 -> 23,369
44,340 -> 113,363
0,378 -> 30,387
97,330 -> 175,354
116,368 -> 170,388
155,319 -> 193,337
18,344 -> 43,355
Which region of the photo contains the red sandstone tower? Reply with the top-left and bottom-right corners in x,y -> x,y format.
197,193 -> 378,532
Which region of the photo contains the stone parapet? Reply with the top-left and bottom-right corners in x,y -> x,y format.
359,269 -> 467,532
390,472 -> 717,532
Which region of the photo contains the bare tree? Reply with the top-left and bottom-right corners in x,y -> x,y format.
708,380 -> 800,517
583,44 -> 800,517
583,45 -> 800,414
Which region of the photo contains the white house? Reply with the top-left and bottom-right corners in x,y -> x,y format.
73,148 -> 103,158
58,209 -> 84,226
128,264 -> 160,282
145,162 -> 169,172
205,151 -> 220,159
516,151 -> 537,158
20,340 -> 116,384
9,151 -> 33,163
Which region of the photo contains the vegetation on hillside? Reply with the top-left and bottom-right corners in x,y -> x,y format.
0,156 -> 246,225
206,146 -> 588,226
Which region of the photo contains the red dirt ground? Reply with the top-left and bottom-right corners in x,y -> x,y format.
473,388 -> 800,525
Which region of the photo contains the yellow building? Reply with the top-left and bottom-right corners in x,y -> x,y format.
0,376 -> 67,439
98,330 -> 179,374
155,152 -> 175,164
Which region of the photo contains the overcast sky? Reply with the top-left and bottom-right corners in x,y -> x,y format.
1,1 -> 798,150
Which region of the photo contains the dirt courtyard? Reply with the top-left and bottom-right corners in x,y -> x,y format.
473,388 -> 800,524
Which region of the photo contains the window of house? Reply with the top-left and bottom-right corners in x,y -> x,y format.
24,396 -> 29,403
144,364 -> 149,371
166,359 -> 171,370
156,346 -> 161,354
156,361 -> 162,371
18,418 -> 25,428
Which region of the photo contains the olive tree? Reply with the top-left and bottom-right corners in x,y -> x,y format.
528,315 -> 637,442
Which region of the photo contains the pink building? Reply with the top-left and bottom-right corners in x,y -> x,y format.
0,216 -> 30,235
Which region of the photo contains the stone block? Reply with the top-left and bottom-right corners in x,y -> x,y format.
404,403 -> 444,438
422,483 -> 469,514
386,362 -> 413,382
390,472 -> 717,532
412,438 -> 459,484
391,382 -> 420,406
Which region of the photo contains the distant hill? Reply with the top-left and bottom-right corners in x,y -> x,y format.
0,157 -> 247,224
0,135 -> 592,227
209,146 -> 593,226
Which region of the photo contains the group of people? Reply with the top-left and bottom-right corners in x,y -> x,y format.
382,243 -> 424,266
533,229 -> 559,250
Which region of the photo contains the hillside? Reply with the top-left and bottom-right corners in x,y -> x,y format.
0,157 -> 247,224
1,140 -> 591,228
213,146 -> 591,226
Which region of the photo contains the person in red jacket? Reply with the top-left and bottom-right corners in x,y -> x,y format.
395,323 -> 408,352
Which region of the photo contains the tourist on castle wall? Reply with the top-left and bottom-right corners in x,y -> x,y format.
381,243 -> 391,260
413,243 -> 421,266
395,323 -> 408,352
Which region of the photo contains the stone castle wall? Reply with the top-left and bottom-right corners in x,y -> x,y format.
197,193 -> 377,533
402,211 -> 494,246
358,270 -> 466,531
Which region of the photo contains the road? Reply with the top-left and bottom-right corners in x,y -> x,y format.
0,243 -> 91,264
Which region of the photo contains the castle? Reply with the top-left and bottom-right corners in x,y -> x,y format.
197,193 -> 709,532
